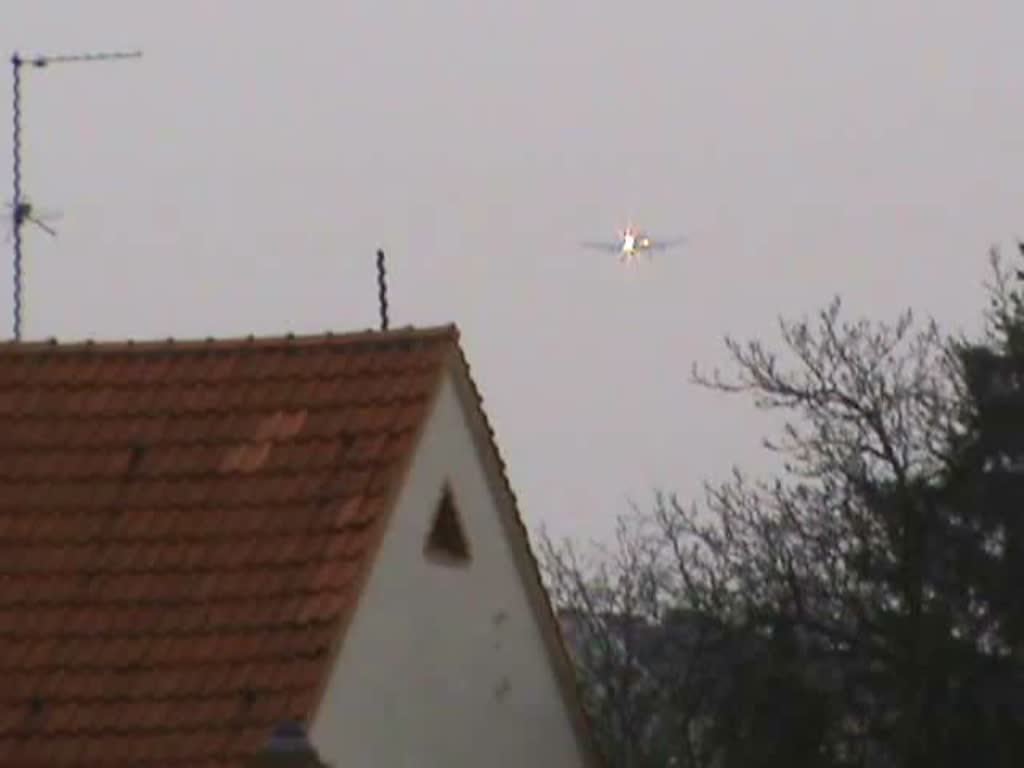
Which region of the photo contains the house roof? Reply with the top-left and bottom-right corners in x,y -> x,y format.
0,326 -> 459,765
0,325 -> 602,767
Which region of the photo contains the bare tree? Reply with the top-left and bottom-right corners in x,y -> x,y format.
543,252 -> 1024,767
539,512 -> 727,768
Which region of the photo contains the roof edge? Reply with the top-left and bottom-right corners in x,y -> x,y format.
440,342 -> 608,768
2,324 -> 460,354
301,339 -> 454,721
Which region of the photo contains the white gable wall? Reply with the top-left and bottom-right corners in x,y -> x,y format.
308,371 -> 589,768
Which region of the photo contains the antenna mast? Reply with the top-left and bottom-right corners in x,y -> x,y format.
9,48 -> 142,341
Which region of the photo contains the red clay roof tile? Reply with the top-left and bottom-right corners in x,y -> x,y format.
0,326 -> 457,765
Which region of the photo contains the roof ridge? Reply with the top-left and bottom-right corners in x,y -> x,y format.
1,323 -> 460,355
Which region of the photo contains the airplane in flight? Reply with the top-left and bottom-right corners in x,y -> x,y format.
581,221 -> 686,263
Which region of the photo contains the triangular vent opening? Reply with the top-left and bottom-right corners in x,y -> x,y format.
425,482 -> 470,564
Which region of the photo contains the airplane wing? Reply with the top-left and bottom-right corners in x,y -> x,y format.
646,236 -> 687,252
580,241 -> 621,253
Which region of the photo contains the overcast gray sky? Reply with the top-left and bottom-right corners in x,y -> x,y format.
4,1 -> 1023,544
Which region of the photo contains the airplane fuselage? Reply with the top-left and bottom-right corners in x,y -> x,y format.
621,232 -> 636,254
618,229 -> 654,260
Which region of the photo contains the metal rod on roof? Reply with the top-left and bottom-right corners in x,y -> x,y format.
8,48 -> 142,342
376,248 -> 389,331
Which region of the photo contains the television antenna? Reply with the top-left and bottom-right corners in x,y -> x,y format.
9,48 -> 142,341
